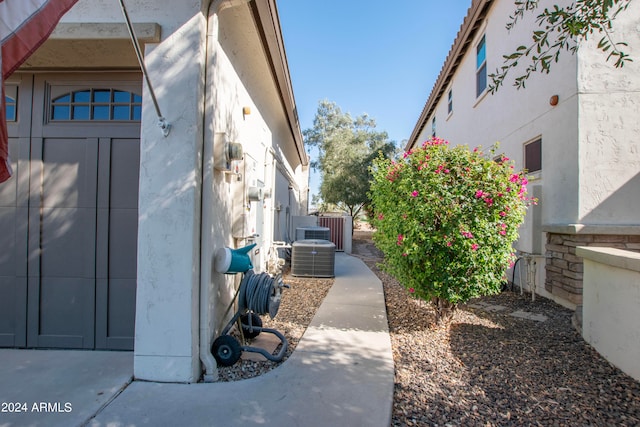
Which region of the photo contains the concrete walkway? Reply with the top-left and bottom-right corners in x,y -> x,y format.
0,253 -> 394,427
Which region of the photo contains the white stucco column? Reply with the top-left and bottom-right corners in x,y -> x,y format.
134,14 -> 206,383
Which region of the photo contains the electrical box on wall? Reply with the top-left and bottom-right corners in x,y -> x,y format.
214,132 -> 243,171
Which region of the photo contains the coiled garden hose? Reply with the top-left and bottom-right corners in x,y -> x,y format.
239,270 -> 287,319
213,270 -> 289,367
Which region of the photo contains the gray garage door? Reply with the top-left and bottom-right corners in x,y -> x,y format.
0,73 -> 142,350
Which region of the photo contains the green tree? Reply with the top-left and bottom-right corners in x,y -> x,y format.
490,0 -> 633,91
304,100 -> 397,219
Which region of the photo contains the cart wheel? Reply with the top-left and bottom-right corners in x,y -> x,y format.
241,313 -> 263,339
212,335 -> 241,367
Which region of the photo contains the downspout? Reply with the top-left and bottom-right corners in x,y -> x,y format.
200,0 -> 251,383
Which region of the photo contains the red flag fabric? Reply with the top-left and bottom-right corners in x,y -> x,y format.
0,0 -> 79,183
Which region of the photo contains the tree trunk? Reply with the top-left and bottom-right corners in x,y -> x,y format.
431,297 -> 457,325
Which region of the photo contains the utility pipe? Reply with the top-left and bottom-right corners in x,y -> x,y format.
264,145 -> 276,251
118,0 -> 170,136
199,0 -> 251,383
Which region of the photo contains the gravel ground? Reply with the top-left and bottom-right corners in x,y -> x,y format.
352,231 -> 640,427
216,230 -> 640,426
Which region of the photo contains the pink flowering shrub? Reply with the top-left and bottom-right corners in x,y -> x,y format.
370,137 -> 535,322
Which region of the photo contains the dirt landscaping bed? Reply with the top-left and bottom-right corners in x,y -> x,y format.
217,230 -> 640,426
353,230 -> 640,426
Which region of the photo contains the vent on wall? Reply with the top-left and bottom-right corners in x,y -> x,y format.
296,226 -> 330,241
291,239 -> 336,278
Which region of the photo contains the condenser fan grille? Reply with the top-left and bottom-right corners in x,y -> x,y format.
296,226 -> 330,241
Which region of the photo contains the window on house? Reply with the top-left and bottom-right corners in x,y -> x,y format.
476,35 -> 487,97
4,85 -> 17,122
524,138 -> 542,173
50,89 -> 142,121
431,116 -> 436,137
447,89 -> 453,115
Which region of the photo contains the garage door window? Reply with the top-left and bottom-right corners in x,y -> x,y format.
51,89 -> 141,121
5,85 -> 17,121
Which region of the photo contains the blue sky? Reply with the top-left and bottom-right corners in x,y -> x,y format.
276,1 -> 473,198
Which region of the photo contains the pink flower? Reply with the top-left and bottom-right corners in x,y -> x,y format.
499,230 -> 506,236
402,253 -> 408,257
409,288 -> 415,293
378,214 -> 384,220
397,234 -> 404,245
411,190 -> 419,197
471,244 -> 479,251
473,147 -> 479,153
444,169 -> 450,174
423,137 -> 448,147
461,231 -> 474,239
446,241 -> 452,247
484,197 -> 494,207
499,211 -> 507,217
475,190 -> 484,198
509,174 -> 520,183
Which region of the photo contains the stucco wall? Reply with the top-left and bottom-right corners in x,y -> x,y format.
577,247 -> 640,382
576,0 -> 640,225
58,0 -> 307,382
414,0 -> 578,255
63,0 -> 198,36
187,4 -> 308,382
135,13 -> 207,383
412,0 -> 640,307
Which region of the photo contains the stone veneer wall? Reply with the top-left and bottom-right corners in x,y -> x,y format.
545,234 -> 640,305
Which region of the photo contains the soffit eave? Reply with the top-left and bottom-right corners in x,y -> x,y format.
21,22 -> 161,70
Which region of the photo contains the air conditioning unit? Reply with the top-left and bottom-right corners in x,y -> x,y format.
291,239 -> 336,278
296,226 -> 330,241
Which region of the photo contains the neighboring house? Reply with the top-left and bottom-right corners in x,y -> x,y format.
407,0 -> 640,310
0,0 -> 309,383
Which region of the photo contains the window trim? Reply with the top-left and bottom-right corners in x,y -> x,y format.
447,88 -> 453,116
431,116 -> 436,138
